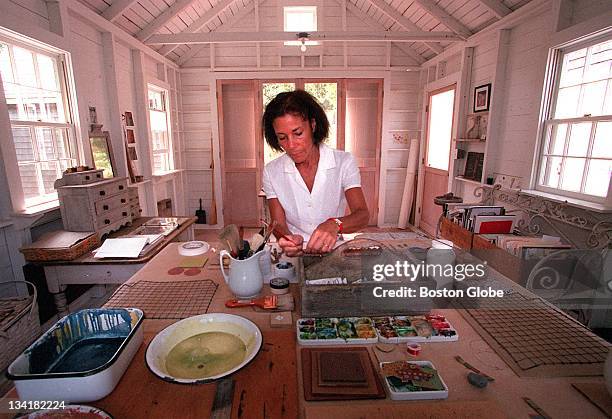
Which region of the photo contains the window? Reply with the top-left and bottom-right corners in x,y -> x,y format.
0,39 -> 77,208
283,6 -> 318,47
148,85 -> 173,174
537,36 -> 612,204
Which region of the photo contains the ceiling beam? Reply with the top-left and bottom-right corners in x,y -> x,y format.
336,0 -> 425,64
136,0 -> 197,41
476,0 -> 512,19
364,0 -> 443,54
412,0 -> 472,39
102,0 -> 139,22
147,31 -> 462,44
176,0 -> 257,66
159,0 -> 239,56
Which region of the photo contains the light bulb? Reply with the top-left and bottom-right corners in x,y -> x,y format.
300,43 -> 307,52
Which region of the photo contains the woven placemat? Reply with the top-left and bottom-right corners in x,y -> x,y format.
458,292 -> 610,378
104,280 -> 217,319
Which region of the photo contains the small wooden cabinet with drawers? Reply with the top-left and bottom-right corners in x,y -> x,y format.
57,176 -> 132,237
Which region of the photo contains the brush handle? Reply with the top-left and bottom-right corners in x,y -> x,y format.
225,299 -> 256,308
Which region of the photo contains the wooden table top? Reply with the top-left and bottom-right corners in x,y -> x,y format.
2,240 -> 608,419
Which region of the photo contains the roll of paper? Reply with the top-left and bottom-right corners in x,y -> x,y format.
178,241 -> 210,256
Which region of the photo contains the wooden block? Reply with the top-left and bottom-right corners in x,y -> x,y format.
270,311 -> 293,328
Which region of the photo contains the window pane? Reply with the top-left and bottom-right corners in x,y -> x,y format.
55,128 -> 71,159
548,123 -> 567,155
561,157 -> 586,191
604,80 -> 612,115
579,80 -> 607,116
541,156 -> 562,188
148,90 -> 165,111
585,159 -> 612,197
0,43 -> 14,84
40,161 -> 59,194
12,126 -> 34,162
426,89 -> 455,171
592,121 -> 612,158
559,48 -> 586,88
554,86 -> 580,118
36,127 -> 55,161
584,40 -> 612,83
37,54 -> 60,92
18,163 -> 40,199
567,123 -> 591,156
13,46 -> 37,88
305,82 -> 337,149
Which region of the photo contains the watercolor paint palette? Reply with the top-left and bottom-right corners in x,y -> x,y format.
297,317 -> 378,345
380,360 -> 449,400
373,314 -> 458,343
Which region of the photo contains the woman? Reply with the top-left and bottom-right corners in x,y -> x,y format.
262,90 -> 369,256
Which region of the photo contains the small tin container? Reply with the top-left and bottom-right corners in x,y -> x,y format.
270,277 -> 289,295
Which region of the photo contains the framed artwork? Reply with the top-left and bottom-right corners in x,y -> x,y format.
473,83 -> 491,112
126,129 -> 135,144
464,152 -> 484,181
89,131 -> 116,178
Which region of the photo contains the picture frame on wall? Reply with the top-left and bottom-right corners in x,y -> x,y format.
473,83 -> 491,112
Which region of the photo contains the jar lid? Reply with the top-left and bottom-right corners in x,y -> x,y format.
270,277 -> 289,289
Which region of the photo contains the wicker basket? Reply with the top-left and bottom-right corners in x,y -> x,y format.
0,281 -> 40,372
19,231 -> 100,262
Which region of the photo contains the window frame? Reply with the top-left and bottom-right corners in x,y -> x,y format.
0,34 -> 80,210
147,83 -> 174,175
534,32 -> 612,207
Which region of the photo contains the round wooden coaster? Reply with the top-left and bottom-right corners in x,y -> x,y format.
168,267 -> 184,275
184,268 -> 201,276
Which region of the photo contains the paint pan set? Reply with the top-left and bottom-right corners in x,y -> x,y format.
373,314 -> 458,343
297,317 -> 378,345
297,314 -> 458,345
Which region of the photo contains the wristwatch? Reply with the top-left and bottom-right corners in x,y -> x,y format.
329,218 -> 343,234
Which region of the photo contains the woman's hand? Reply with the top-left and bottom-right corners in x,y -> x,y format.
305,220 -> 339,254
278,234 -> 304,257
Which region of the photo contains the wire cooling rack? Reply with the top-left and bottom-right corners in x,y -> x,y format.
104,280 -> 218,319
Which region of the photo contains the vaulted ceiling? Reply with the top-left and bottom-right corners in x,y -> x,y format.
77,0 -> 533,64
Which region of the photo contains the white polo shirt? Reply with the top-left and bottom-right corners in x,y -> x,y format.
262,143 -> 361,242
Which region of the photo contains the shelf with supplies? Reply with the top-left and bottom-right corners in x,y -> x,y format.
123,111 -> 143,185
454,176 -> 483,186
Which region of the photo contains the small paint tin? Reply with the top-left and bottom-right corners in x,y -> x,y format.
407,343 -> 422,356
269,277 -> 289,295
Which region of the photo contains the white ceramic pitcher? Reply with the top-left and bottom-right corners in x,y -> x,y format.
219,250 -> 265,299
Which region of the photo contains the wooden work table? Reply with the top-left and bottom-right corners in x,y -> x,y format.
3,241 -> 608,418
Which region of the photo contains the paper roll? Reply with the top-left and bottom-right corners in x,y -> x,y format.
178,241 -> 210,256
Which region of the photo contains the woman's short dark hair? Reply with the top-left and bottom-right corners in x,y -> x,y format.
262,90 -> 330,152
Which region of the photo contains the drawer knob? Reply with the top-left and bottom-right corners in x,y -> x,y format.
121,198 -> 126,203
104,219 -> 110,224
103,205 -> 109,211
99,191 -> 106,196
96,174 -> 101,178
122,212 -> 128,217
119,185 -> 124,190
85,176 -> 90,180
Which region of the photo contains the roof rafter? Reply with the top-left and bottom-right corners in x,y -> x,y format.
364,0 -> 443,54
146,31 -> 462,44
136,0 -> 198,41
159,0 -> 238,56
412,0 -> 472,39
176,0 -> 257,66
476,0 -> 512,19
335,0 -> 425,64
102,0 -> 139,22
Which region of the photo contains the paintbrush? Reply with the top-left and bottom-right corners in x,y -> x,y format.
225,295 -> 278,309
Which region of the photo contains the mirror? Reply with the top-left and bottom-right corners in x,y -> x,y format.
89,130 -> 116,178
